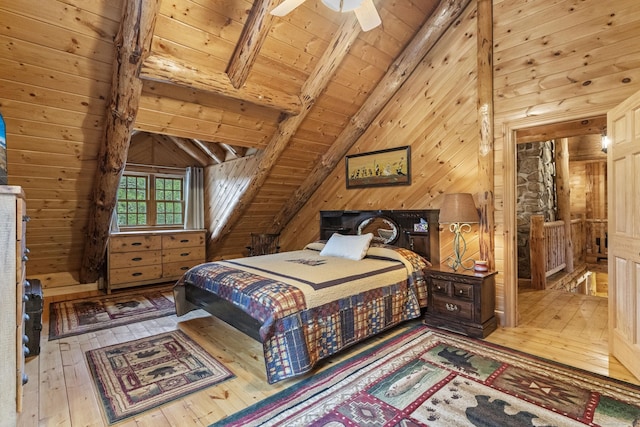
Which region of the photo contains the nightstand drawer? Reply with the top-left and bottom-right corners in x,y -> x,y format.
453,283 -> 473,299
432,296 -> 473,320
432,279 -> 450,295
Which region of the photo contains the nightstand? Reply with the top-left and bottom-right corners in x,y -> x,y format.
424,265 -> 497,338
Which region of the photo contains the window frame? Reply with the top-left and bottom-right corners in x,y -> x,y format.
116,166 -> 186,231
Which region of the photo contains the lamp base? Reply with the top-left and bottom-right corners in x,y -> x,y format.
445,255 -> 476,272
446,222 -> 475,271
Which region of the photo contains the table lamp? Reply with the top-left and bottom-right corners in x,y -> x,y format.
439,193 -> 479,271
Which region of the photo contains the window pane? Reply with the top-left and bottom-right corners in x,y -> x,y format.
154,176 -> 184,226
117,174 -> 148,227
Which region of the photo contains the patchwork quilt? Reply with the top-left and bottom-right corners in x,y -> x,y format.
174,243 -> 430,383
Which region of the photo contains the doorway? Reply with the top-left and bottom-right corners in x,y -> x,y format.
510,115 -> 608,326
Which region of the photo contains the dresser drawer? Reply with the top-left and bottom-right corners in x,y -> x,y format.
432,296 -> 473,321
109,264 -> 163,285
109,250 -> 162,269
162,246 -> 205,263
109,235 -> 162,253
162,232 -> 205,249
163,260 -> 200,278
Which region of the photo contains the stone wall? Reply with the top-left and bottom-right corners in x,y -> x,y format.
517,141 -> 557,278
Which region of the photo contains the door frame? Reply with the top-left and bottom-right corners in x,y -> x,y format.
501,108 -> 609,326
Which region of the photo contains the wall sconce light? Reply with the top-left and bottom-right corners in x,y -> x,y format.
601,127 -> 609,153
439,193 -> 479,271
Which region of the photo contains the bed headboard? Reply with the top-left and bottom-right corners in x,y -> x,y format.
319,210 -> 440,265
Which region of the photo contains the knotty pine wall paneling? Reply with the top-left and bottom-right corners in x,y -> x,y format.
0,0 -> 123,290
280,3 -> 481,267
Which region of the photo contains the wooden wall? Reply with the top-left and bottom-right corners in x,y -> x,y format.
492,0 -> 640,325
285,0 -> 640,326
0,0 -> 123,288
280,3 -> 481,265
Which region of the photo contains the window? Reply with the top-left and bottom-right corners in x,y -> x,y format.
116,171 -> 184,228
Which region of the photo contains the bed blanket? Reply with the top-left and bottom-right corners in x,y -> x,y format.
174,244 -> 430,383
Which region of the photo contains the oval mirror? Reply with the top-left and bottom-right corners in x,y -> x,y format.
357,216 -> 399,244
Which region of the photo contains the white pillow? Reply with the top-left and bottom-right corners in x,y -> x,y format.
319,233 -> 374,261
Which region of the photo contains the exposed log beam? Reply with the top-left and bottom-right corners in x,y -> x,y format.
193,139 -> 225,164
477,0 -> 494,268
166,135 -> 211,166
208,14 -> 363,250
271,0 -> 472,232
140,54 -> 302,115
220,142 -> 242,159
79,0 -> 160,284
226,0 -> 279,89
79,0 -> 159,283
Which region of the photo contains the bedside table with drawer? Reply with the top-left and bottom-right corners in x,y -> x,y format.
424,265 -> 497,338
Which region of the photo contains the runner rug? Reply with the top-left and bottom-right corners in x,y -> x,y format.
214,326 -> 640,426
49,290 -> 175,340
87,330 -> 234,424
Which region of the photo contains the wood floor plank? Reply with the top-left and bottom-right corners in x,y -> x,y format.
17,286 -> 640,427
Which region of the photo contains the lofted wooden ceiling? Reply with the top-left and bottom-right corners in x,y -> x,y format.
64,0 -> 472,282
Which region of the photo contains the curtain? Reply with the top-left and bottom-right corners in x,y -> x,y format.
184,166 -> 205,229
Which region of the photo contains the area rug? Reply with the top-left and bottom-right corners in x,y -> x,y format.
214,326 -> 640,426
86,330 -> 234,424
49,290 -> 176,340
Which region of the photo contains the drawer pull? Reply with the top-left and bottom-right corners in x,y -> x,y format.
23,215 -> 31,222
181,266 -> 189,271
132,272 -> 143,277
131,242 -> 143,246
22,373 -> 29,385
459,290 -> 465,295
445,303 -> 458,312
180,252 -> 189,257
131,257 -> 142,262
22,255 -> 29,262
180,239 -> 190,243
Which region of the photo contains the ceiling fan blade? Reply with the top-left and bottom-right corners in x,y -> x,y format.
270,0 -> 307,16
354,0 -> 381,31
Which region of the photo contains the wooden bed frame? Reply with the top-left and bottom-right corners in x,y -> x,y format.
181,209 -> 440,342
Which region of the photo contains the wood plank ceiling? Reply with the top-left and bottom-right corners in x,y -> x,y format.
74,0 -> 466,282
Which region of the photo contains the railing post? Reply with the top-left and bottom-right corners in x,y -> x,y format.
530,215 -> 546,290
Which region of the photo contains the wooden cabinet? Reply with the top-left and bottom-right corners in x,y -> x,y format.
107,230 -> 206,293
424,265 -> 497,338
0,186 -> 28,423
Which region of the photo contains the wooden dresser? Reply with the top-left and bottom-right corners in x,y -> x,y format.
0,186 -> 29,424
107,229 -> 206,293
424,265 -> 497,338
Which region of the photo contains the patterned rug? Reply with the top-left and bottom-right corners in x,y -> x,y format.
214,326 -> 640,426
86,330 -> 234,424
49,290 -> 175,340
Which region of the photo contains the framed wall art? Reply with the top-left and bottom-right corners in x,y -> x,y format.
345,146 -> 410,188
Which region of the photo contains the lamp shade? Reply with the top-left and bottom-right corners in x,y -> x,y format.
439,193 -> 479,224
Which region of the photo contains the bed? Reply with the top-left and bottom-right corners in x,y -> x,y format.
174,209 -> 439,383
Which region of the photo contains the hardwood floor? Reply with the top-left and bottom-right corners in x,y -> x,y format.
17,286 -> 639,427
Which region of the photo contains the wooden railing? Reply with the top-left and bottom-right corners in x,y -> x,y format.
530,216 -> 566,289
530,215 -> 603,289
571,218 -> 585,265
585,218 -> 608,262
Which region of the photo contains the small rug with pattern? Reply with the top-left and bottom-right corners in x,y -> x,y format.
214,326 -> 640,426
49,290 -> 176,340
87,330 -> 234,424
